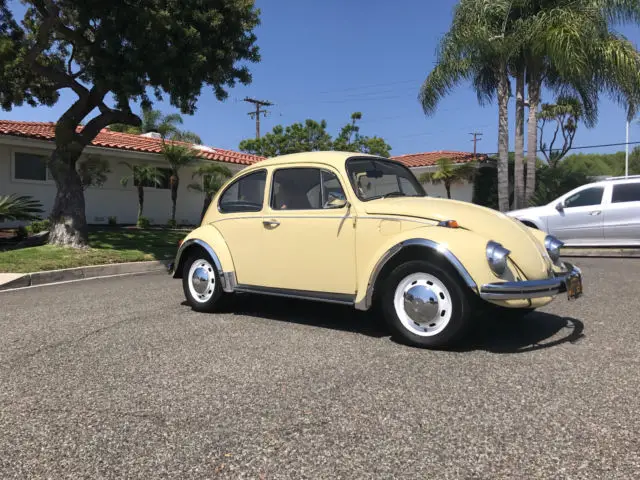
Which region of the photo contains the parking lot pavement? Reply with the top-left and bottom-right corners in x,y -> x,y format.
1,258 -> 639,479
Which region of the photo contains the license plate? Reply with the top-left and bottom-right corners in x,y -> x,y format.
566,274 -> 583,300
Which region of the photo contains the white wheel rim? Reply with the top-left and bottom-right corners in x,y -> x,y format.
393,272 -> 453,337
188,259 -> 216,303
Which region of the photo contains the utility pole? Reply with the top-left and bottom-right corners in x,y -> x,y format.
469,132 -> 483,158
625,118 -> 630,178
244,97 -> 273,139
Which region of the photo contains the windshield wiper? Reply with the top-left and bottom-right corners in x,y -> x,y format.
381,191 -> 406,199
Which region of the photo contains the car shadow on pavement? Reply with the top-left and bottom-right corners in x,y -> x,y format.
183,295 -> 585,352
454,312 -> 585,354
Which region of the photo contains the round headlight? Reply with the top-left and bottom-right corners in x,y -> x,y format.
486,241 -> 511,276
544,235 -> 564,263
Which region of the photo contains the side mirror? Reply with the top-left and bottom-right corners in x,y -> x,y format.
555,201 -> 564,212
325,196 -> 348,209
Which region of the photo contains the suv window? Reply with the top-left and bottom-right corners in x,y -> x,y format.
612,183 -> 640,203
271,168 -> 347,210
564,186 -> 604,208
218,170 -> 266,213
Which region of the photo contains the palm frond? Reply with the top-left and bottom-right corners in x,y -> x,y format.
0,194 -> 44,222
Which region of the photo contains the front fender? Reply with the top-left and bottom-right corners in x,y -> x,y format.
170,224 -> 236,292
354,226 -> 517,310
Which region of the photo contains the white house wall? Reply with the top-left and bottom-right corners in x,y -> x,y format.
0,137 -> 245,227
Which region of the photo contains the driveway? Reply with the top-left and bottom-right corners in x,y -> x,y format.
1,258 -> 638,479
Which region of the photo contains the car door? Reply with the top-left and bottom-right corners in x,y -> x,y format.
259,166 -> 357,295
212,169 -> 269,286
602,181 -> 640,244
546,185 -> 606,244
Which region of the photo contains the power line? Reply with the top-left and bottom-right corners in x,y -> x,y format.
244,97 -> 273,139
480,140 -> 640,157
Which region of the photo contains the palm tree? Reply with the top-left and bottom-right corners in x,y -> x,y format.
120,163 -> 165,226
188,164 -> 234,222
0,194 -> 43,222
109,106 -> 202,144
162,143 -> 197,224
419,0 -> 523,212
419,158 -> 477,199
518,0 -> 640,205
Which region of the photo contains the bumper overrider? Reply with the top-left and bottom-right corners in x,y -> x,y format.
479,261 -> 583,300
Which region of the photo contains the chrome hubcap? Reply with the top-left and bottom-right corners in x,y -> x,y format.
188,259 -> 216,303
403,285 -> 440,327
394,272 -> 453,337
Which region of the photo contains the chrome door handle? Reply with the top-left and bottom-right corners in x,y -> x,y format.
262,219 -> 280,227
589,210 -> 601,216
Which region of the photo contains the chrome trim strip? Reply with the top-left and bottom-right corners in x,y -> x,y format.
234,285 -> 355,305
169,239 -> 236,293
355,238 -> 477,311
479,262 -> 581,300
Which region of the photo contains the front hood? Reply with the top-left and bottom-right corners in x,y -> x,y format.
364,197 -> 553,279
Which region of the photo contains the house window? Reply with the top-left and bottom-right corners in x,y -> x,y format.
13,152 -> 53,182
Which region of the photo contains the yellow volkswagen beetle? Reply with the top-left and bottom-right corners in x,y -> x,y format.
169,152 -> 583,348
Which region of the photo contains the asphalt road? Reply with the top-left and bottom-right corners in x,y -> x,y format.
1,258 -> 639,479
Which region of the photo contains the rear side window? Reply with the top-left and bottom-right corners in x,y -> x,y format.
218,170 -> 266,213
564,187 -> 604,208
612,183 -> 640,203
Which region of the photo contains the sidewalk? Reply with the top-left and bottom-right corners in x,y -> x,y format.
0,260 -> 170,291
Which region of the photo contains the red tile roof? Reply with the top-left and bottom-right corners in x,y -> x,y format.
392,150 -> 487,168
0,120 -> 264,166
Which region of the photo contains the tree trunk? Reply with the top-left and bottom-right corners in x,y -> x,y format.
171,177 -> 179,222
445,183 -> 452,199
497,67 -> 510,213
48,147 -> 88,247
200,193 -> 213,223
514,69 -> 525,210
525,77 -> 541,206
137,186 -> 144,222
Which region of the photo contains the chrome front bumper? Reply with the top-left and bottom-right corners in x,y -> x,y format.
479,262 -> 582,300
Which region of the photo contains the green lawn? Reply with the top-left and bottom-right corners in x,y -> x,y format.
0,228 -> 187,273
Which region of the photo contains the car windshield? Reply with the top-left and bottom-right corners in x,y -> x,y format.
346,158 -> 427,201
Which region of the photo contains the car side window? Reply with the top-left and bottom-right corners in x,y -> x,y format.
271,168 -> 322,210
612,183 -> 640,203
564,187 -> 604,208
321,170 -> 347,208
218,170 -> 266,213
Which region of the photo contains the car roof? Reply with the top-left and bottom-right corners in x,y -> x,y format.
246,151 -> 385,169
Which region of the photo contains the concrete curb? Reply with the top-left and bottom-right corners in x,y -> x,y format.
562,249 -> 640,258
0,260 -> 170,291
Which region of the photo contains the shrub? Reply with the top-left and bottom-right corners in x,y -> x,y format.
137,216 -> 150,229
29,219 -> 51,234
15,225 -> 28,240
166,219 -> 177,229
108,216 -> 117,226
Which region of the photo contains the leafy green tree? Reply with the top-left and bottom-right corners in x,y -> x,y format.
239,112 -> 391,157
188,164 -> 234,222
120,163 -> 165,226
0,0 -> 260,247
162,143 -> 197,224
529,165 -> 590,206
419,158 -> 476,199
78,156 -> 111,191
0,194 -> 43,222
538,96 -> 584,167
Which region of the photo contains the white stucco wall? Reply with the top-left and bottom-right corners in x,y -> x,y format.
410,165 -> 474,202
0,136 -> 244,228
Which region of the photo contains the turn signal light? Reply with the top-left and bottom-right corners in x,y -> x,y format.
177,238 -> 184,247
437,220 -> 459,228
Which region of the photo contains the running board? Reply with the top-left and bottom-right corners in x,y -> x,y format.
234,285 -> 355,306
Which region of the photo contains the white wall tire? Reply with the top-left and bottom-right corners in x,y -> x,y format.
381,260 -> 472,348
182,253 -> 225,312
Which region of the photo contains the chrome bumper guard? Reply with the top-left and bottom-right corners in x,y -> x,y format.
479,262 -> 582,300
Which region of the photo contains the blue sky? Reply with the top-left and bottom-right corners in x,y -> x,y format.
4,0 -> 640,157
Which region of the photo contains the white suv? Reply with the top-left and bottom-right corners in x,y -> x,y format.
506,176 -> 640,246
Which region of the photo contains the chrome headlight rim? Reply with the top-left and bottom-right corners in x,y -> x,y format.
544,235 -> 564,263
486,240 -> 511,276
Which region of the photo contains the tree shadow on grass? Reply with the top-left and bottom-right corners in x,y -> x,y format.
182,293 -> 585,353
87,227 -> 184,260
